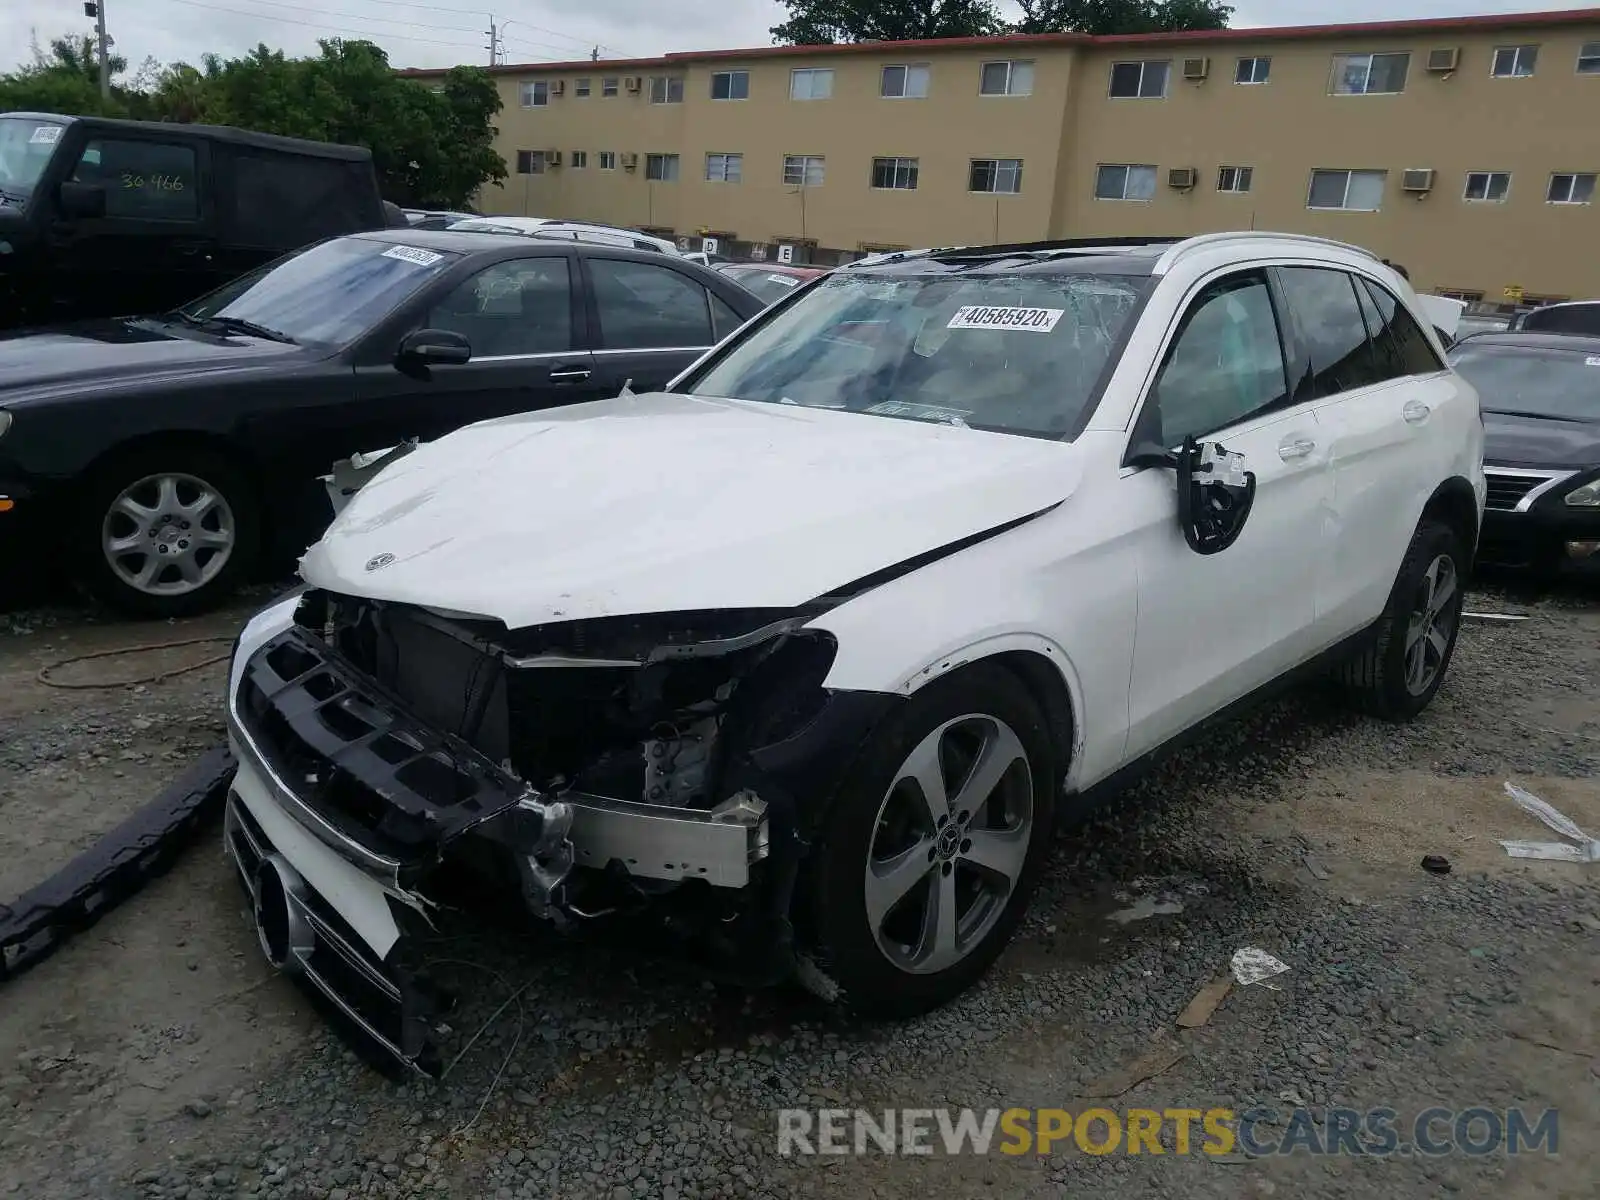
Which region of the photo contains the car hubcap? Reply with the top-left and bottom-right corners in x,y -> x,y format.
1404,553 -> 1458,696
101,472 -> 235,597
865,714 -> 1034,975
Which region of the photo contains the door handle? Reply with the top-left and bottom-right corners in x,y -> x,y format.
548,365 -> 591,383
1277,435 -> 1316,460
1403,399 -> 1431,424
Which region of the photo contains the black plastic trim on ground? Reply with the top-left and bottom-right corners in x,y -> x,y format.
0,744 -> 236,984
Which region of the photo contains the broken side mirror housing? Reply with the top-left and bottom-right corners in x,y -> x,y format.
397,327 -> 472,367
57,181 -> 106,220
1175,435 -> 1256,555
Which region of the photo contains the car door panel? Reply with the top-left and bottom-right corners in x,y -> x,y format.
351,249 -> 607,448
1121,267 -> 1333,760
1274,266 -> 1452,639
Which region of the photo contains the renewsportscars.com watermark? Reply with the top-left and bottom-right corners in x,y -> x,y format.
777,1107 -> 1560,1158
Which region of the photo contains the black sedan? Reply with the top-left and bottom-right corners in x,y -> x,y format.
1448,331 -> 1600,577
0,229 -> 764,616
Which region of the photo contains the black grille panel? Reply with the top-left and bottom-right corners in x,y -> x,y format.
1484,473 -> 1542,512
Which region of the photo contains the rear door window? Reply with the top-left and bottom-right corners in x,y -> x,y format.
1359,278 -> 1445,377
1276,267 -> 1388,399
589,257 -> 715,348
73,138 -> 199,221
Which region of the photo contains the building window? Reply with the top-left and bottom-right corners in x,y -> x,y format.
1579,42 -> 1600,73
970,158 -> 1023,194
648,76 -> 684,104
645,153 -> 680,182
515,150 -> 546,175
1308,168 -> 1386,210
790,68 -> 834,100
881,63 -> 930,98
782,154 -> 826,186
1094,163 -> 1156,201
711,70 -> 749,100
1463,171 -> 1510,202
1235,56 -> 1271,84
1108,60 -> 1170,98
519,80 -> 549,107
602,77 -> 619,96
1217,165 -> 1253,193
598,151 -> 617,170
1329,52 -> 1409,94
575,78 -> 591,97
979,60 -> 1034,96
570,150 -> 588,169
1547,172 -> 1597,204
705,153 -> 743,182
871,156 -> 919,190
1491,45 -> 1538,77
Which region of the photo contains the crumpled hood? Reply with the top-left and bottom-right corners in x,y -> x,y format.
300,392 -> 1083,628
1484,410 -> 1600,470
0,320 -> 304,404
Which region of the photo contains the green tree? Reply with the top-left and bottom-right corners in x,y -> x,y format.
1012,0 -> 1232,35
771,0 -> 1005,44
1,35 -> 504,206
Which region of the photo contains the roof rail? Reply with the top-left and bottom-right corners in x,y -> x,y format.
1153,230 -> 1381,273
844,235 -> 1185,270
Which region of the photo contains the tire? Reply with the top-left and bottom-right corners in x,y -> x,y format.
1338,519 -> 1466,721
76,444 -> 260,619
803,663 -> 1057,1017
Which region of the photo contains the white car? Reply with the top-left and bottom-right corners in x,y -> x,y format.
224,231 -> 1483,1073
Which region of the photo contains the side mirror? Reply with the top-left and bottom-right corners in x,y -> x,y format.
57,181 -> 106,219
396,327 -> 471,367
1174,435 -> 1256,555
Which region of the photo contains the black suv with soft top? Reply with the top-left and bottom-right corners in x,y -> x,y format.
0,112 -> 387,328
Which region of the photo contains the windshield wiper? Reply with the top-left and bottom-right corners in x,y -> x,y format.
166,311 -> 297,345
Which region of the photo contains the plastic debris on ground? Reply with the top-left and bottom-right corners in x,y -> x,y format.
1500,781 -> 1600,863
1461,611 -> 1531,622
1230,947 -> 1291,987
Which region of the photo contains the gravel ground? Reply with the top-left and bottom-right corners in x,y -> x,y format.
1,578 -> 1596,1200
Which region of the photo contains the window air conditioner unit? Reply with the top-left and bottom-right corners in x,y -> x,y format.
550,80 -> 565,96
621,152 -> 639,169
1426,47 -> 1459,72
1402,168 -> 1435,192
1168,166 -> 1197,189
546,150 -> 562,166
1182,57 -> 1210,80
624,76 -> 643,92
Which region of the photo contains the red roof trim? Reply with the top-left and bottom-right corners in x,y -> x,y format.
398,8 -> 1600,77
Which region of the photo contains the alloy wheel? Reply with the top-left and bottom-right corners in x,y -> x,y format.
101,472 -> 236,597
864,714 -> 1034,975
1403,552 -> 1458,696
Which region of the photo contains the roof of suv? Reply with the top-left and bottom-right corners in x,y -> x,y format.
4,111 -> 373,161
1452,331 -> 1600,353
346,228 -> 706,269
842,231 -> 1385,279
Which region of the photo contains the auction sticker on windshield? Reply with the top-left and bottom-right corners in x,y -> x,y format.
947,306 -> 1064,333
29,125 -> 63,145
382,245 -> 445,268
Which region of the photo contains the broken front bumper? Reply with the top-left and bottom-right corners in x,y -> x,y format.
222,623 -> 773,1070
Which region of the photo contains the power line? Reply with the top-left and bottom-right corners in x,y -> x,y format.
293,0 -> 633,55
187,0 -> 486,35
153,0 -> 487,48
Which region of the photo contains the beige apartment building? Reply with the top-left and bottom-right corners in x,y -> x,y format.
410,8 -> 1600,303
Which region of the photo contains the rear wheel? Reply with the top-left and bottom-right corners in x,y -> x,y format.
804,664 -> 1056,1016
1339,519 -> 1466,721
77,446 -> 259,618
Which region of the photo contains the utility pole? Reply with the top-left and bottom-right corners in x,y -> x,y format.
485,15 -> 500,66
590,46 -> 599,61
84,0 -> 110,99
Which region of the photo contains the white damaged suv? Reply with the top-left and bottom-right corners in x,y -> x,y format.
224,232 -> 1484,1073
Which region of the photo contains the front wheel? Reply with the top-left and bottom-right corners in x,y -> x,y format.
77,447 -> 259,618
804,664 -> 1057,1017
1338,519 -> 1466,721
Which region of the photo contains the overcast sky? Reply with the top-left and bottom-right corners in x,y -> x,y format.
1,0 -> 1592,76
